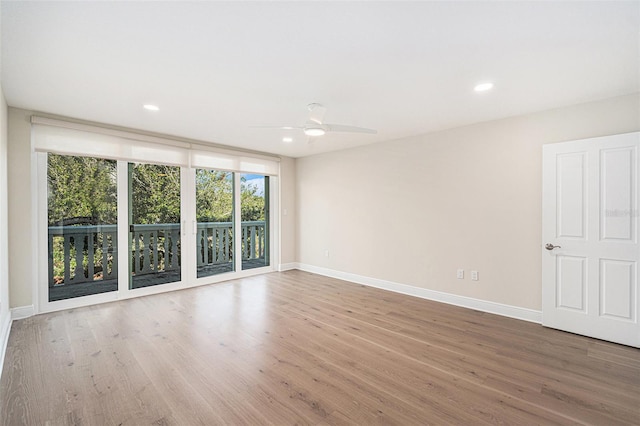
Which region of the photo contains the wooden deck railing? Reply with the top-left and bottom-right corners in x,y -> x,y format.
131,223 -> 181,277
196,222 -> 232,267
241,221 -> 268,263
48,225 -> 118,287
48,221 -> 267,287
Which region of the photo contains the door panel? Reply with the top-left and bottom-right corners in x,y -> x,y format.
599,259 -> 635,320
601,147 -> 636,241
542,132 -> 640,347
557,153 -> 587,239
557,255 -> 586,312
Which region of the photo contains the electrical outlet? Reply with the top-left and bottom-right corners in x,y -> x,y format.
456,269 -> 464,279
471,270 -> 479,281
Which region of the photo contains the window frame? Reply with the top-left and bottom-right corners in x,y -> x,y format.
33,122 -> 279,314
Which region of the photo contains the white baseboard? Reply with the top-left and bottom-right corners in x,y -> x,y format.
11,305 -> 34,321
0,307 -> 11,376
294,263 -> 542,324
278,262 -> 299,272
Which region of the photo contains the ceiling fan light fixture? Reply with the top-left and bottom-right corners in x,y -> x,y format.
474,82 -> 494,92
304,127 -> 326,137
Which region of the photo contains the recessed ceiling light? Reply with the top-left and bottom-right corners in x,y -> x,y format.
474,82 -> 494,92
143,104 -> 159,111
282,137 -> 293,143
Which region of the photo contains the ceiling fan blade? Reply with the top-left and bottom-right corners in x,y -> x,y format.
325,124 -> 377,134
249,126 -> 303,130
308,103 -> 327,124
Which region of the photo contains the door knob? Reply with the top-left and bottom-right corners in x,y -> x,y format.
545,243 -> 561,251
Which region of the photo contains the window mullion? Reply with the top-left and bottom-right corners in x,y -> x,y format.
233,173 -> 242,273
116,160 -> 129,296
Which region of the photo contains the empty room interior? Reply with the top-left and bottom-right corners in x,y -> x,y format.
0,1 -> 639,425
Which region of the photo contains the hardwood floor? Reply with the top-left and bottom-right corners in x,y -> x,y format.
1,270 -> 639,425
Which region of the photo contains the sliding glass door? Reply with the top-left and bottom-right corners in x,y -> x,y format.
128,163 -> 181,289
195,169 -> 234,278
47,154 -> 118,301
45,161 -> 272,303
38,134 -> 277,312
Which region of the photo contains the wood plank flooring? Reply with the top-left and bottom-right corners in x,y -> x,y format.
1,270 -> 639,425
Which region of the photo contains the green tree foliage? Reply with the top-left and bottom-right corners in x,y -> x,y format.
196,169 -> 233,222
240,177 -> 267,222
196,170 -> 267,222
130,163 -> 181,224
47,154 -> 117,225
48,157 -> 268,225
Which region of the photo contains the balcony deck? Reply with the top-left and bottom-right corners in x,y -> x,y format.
49,259 -> 268,302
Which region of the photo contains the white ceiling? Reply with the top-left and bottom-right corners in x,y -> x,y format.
2,1 -> 638,158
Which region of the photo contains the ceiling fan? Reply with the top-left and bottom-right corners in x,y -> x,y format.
252,103 -> 377,138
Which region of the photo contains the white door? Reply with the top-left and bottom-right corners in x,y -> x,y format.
542,132 -> 640,348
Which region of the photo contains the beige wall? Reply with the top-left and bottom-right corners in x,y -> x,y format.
6,107 -> 297,309
296,93 -> 640,311
279,156 -> 297,265
7,108 -> 32,308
